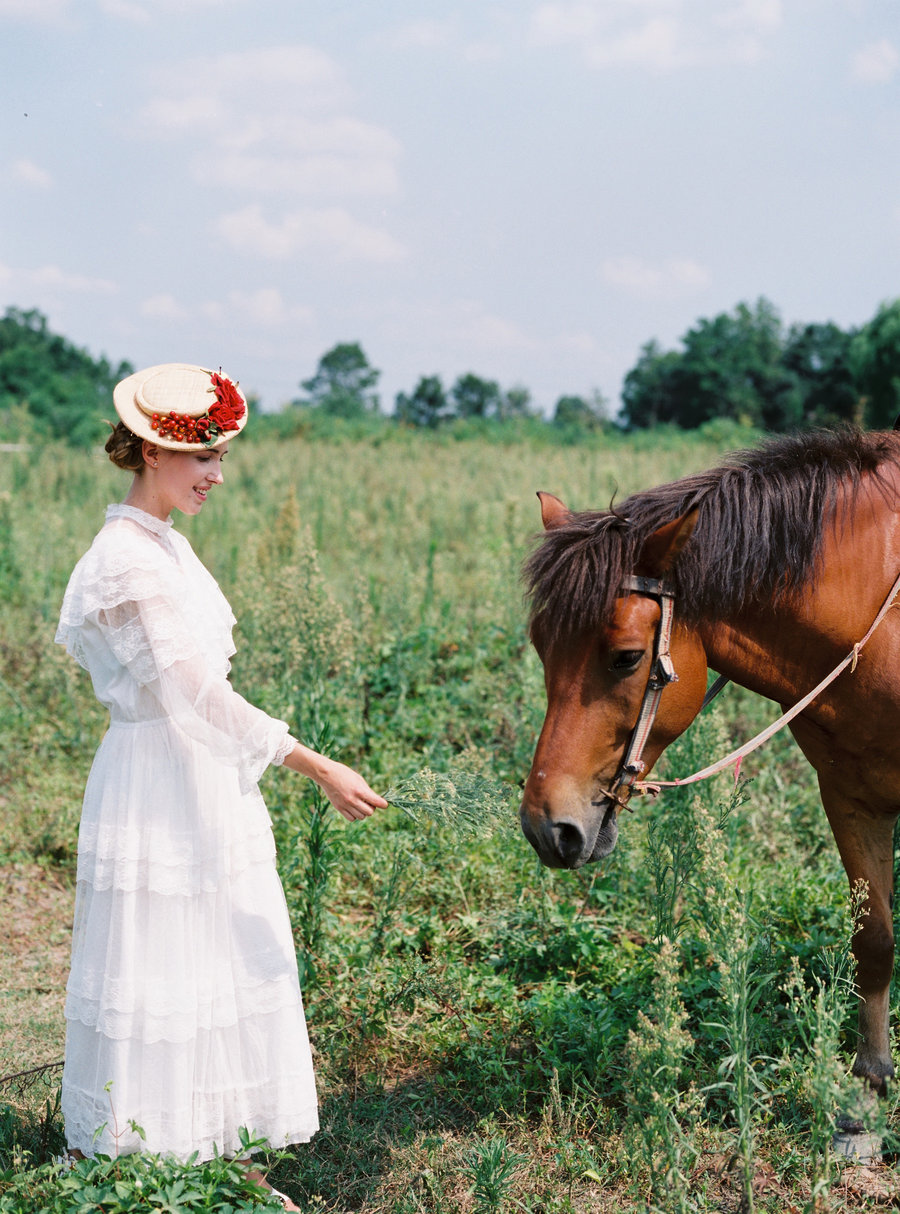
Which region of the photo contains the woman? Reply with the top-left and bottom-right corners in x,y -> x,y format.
55,363 -> 386,1209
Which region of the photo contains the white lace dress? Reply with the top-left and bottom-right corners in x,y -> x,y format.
55,503 -> 319,1161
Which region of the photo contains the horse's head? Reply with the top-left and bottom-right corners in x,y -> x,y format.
520,492 -> 710,869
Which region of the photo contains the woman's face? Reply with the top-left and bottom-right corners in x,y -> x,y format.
150,444 -> 229,517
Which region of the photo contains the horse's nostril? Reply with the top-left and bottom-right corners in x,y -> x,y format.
552,819 -> 586,865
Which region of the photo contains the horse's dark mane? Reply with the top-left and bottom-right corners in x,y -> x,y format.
525,428 -> 900,644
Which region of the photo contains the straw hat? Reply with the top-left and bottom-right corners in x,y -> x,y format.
113,363 -> 248,451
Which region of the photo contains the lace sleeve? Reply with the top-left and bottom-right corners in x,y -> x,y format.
99,592 -> 291,794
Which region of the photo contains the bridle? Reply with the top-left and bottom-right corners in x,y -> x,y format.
595,573 -> 679,812
597,563 -> 900,813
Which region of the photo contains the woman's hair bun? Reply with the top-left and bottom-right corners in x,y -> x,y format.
105,421 -> 145,472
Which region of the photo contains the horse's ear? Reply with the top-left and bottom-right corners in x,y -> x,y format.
636,509 -> 699,576
537,491 -> 571,531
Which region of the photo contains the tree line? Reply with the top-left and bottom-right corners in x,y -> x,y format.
1,298 -> 898,447
0,309 -> 132,448
622,297 -> 900,431
296,341 -> 609,431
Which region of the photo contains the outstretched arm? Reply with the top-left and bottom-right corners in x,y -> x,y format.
282,742 -> 387,821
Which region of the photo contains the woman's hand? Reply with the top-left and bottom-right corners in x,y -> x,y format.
284,743 -> 387,821
317,757 -> 387,821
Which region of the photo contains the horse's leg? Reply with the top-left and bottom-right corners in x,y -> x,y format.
818,784 -> 896,1094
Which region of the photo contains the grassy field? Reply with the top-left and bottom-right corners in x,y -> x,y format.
2,422 -> 899,1212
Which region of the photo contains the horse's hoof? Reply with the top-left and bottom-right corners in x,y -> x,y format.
832,1130 -> 882,1164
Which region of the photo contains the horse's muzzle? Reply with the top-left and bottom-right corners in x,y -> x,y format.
519,798 -> 619,869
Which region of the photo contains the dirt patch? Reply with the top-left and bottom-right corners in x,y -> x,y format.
838,1163 -> 900,1206
0,864 -> 72,1078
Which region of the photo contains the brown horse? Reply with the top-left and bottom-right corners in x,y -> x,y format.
520,428 -> 900,1096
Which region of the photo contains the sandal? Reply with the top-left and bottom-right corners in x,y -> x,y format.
240,1163 -> 300,1211
269,1187 -> 300,1212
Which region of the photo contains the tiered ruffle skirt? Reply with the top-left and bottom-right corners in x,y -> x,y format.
62,720 -> 318,1160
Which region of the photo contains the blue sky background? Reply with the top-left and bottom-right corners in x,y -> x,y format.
2,0 -> 899,415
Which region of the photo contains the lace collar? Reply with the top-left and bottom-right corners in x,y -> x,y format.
106,503 -> 175,537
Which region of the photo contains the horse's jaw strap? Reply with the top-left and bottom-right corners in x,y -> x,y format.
611,576 -> 679,802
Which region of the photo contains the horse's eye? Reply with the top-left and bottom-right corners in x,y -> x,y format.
610,649 -> 645,672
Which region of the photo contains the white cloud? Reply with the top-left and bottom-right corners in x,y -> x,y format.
219,115 -> 400,160
378,16 -> 507,62
201,289 -> 314,329
716,0 -> 781,34
11,158 -> 53,188
528,0 -> 782,70
0,259 -> 115,294
557,330 -> 599,356
197,117 -> 402,197
712,0 -> 781,62
382,19 -> 456,49
851,39 -> 899,83
140,293 -> 189,321
17,264 -> 117,293
587,15 -> 686,70
424,300 -> 600,362
142,47 -> 351,138
463,40 -> 505,63
207,151 -> 399,198
216,205 -> 407,263
140,45 -> 402,204
602,255 -> 711,297
141,95 -> 224,134
99,0 -> 246,17
440,301 -> 531,352
141,287 -> 313,329
138,45 -> 406,269
97,0 -> 151,21
0,0 -> 68,20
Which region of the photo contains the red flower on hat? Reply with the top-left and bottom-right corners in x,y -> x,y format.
208,372 -> 246,433
211,372 -> 245,416
208,402 -> 241,431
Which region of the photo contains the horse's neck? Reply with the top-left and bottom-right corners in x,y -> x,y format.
700,617 -> 826,705
701,476 -> 900,707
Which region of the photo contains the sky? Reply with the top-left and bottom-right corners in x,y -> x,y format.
2,0 -> 899,417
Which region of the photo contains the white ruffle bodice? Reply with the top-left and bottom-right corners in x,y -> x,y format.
56,504 -> 294,794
